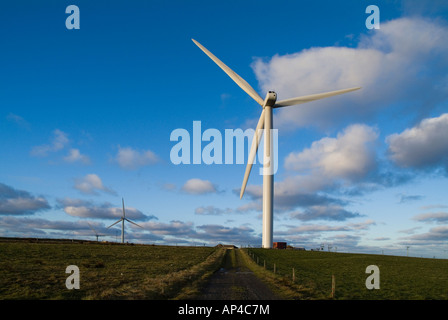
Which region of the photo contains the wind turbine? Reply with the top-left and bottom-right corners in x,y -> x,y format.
87,222 -> 105,242
192,39 -> 361,248
107,198 -> 143,243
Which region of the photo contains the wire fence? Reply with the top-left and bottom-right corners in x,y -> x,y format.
245,248 -> 338,298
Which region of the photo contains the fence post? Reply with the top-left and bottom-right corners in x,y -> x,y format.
292,267 -> 295,282
331,274 -> 335,298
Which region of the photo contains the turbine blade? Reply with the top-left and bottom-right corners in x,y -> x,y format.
274,87 -> 361,108
192,39 -> 264,106
107,219 -> 122,228
122,198 -> 125,218
240,109 -> 265,199
87,222 -> 96,233
125,218 -> 144,228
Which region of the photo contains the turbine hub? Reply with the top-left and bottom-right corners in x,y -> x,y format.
263,91 -> 277,107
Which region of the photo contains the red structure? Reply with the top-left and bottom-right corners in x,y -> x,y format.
273,242 -> 287,249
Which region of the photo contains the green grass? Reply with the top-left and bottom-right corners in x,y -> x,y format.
247,248 -> 448,299
4,239 -> 447,300
0,240 -> 224,300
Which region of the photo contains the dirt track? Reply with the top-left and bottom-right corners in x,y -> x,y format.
197,249 -> 282,300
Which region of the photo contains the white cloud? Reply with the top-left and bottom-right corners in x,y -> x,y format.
237,124 -> 378,220
30,129 -> 69,157
194,224 -> 257,243
240,178 -> 348,214
0,183 -> 50,215
195,205 -> 232,215
181,178 -> 217,195
64,148 -> 91,165
290,205 -> 362,222
397,193 -> 424,203
235,200 -> 262,213
58,198 -> 151,221
283,224 -> 351,234
413,212 -> 448,224
386,113 -> 448,169
348,219 -> 377,230
115,146 -> 159,170
137,220 -> 260,245
406,225 -> 448,242
285,124 -> 378,182
278,221 -> 375,253
139,220 -> 195,237
6,113 -> 30,129
252,17 -> 448,130
162,183 -> 177,191
74,174 -> 116,195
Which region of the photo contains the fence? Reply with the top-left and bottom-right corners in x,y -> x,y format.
245,248 -> 337,298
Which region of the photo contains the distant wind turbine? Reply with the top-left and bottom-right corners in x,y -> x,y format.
107,198 -> 143,243
87,222 -> 105,242
192,39 -> 361,248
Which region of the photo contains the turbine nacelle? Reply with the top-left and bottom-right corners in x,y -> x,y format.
263,91 -> 277,108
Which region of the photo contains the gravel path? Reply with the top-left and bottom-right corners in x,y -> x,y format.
197,249 -> 282,300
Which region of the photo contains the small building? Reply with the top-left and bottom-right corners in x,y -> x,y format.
273,242 -> 287,249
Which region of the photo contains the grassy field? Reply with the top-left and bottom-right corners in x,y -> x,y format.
2,238 -> 447,300
246,248 -> 448,299
0,239 -> 225,300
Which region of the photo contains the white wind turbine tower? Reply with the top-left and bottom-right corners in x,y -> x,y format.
107,198 -> 143,243
192,39 -> 361,248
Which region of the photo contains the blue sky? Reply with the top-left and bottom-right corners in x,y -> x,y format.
1,0 -> 448,258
